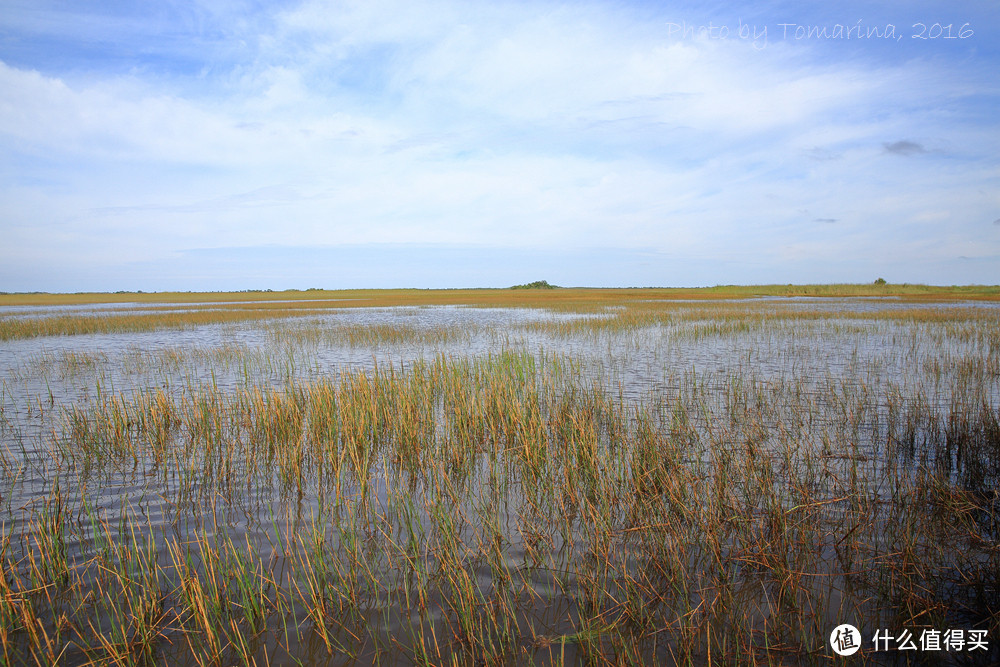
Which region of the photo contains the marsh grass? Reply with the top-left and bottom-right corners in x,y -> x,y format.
0,294 -> 998,665
3,284 -> 998,341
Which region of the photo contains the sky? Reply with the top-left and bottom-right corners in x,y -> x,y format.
1,0 -> 998,291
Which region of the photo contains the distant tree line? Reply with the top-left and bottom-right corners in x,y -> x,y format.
510,280 -> 559,290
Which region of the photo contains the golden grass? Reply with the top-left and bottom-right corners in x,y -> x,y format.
2,282 -> 999,308
3,284 -> 999,342
0,296 -> 998,665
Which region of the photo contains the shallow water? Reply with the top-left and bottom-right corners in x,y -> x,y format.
1,297 -> 998,665
3,298 -> 997,530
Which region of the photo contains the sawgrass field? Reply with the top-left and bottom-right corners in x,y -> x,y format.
0,284 -> 998,665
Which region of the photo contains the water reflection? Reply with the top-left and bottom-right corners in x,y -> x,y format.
1,298 -> 998,665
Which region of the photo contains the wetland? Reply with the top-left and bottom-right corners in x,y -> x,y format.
0,287 -> 998,665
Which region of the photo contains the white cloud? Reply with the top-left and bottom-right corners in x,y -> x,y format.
1,0 -> 998,289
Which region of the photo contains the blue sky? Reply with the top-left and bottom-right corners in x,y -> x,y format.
1,0 -> 998,291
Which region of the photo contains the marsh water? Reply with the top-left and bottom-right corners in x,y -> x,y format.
5,297 -> 995,407
1,297 -> 998,665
